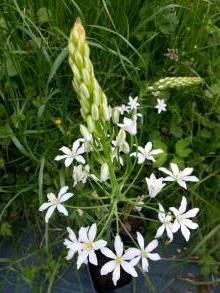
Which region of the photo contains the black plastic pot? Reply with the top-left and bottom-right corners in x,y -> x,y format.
89,250 -> 132,293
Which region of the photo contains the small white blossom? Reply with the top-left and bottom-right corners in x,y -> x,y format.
145,174 -> 165,198
124,232 -> 161,272
39,186 -> 73,223
55,139 -> 85,167
100,235 -> 138,286
130,142 -> 163,164
170,196 -> 199,241
119,104 -> 129,115
155,98 -> 167,113
100,163 -> 109,182
155,203 -> 174,242
159,163 -> 199,189
72,164 -> 90,187
118,117 -> 137,135
128,96 -> 140,111
67,223 -> 107,269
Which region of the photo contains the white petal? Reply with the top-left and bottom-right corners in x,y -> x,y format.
158,167 -> 173,177
58,186 -> 69,198
171,220 -> 180,233
180,167 -> 193,177
88,223 -> 97,242
129,256 -> 141,266
184,208 -> 199,218
59,192 -> 73,203
155,224 -> 165,238
39,202 -> 52,211
169,207 -> 179,217
76,155 -> 85,164
123,248 -> 140,260
93,240 -> 107,250
147,253 -> 161,261
181,224 -> 190,241
177,179 -> 187,189
170,163 -> 179,176
77,250 -> 89,269
137,154 -> 145,164
55,155 -> 68,161
136,232 -> 145,250
150,149 -> 163,155
65,157 -> 73,167
100,260 -> 116,275
142,257 -> 149,272
146,239 -> 158,252
57,204 -> 68,216
183,175 -> 199,182
182,219 -> 198,230
88,250 -> 98,265
72,139 -> 81,153
144,142 -> 152,153
65,249 -> 75,260
47,192 -> 56,202
165,225 -> 173,242
78,227 -> 89,242
112,265 -> 120,286
67,227 -> 77,242
100,247 -> 116,259
179,196 -> 187,214
59,146 -> 72,155
162,176 -> 175,182
45,205 -> 56,223
121,261 -> 138,277
68,242 -> 83,251
114,235 -> 123,257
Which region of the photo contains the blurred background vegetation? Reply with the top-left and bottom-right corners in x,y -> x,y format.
0,0 -> 220,291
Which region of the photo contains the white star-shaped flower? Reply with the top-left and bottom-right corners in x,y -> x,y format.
155,203 -> 174,242
100,235 -> 138,286
130,142 -> 163,164
118,104 -> 129,115
67,223 -> 107,269
155,98 -> 167,113
128,96 -> 140,110
145,174 -> 166,198
39,186 -> 73,223
118,117 -> 137,135
124,232 -> 161,272
159,163 -> 199,189
170,196 -> 199,241
55,139 -> 85,167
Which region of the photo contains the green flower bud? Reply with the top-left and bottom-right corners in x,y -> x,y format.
116,129 -> 126,146
80,83 -> 90,99
91,103 -> 99,121
100,162 -> 109,182
102,104 -> 110,121
87,115 -> 95,132
75,51 -> 84,69
80,124 -> 92,142
112,107 -> 120,124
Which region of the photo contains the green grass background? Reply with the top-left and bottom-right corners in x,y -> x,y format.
0,0 -> 220,291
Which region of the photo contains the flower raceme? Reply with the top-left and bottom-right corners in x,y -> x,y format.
39,186 -> 73,223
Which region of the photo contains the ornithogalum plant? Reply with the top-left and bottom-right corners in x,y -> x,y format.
39,18 -> 201,286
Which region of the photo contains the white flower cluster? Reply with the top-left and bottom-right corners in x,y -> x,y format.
38,95 -> 200,287
64,223 -> 160,286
